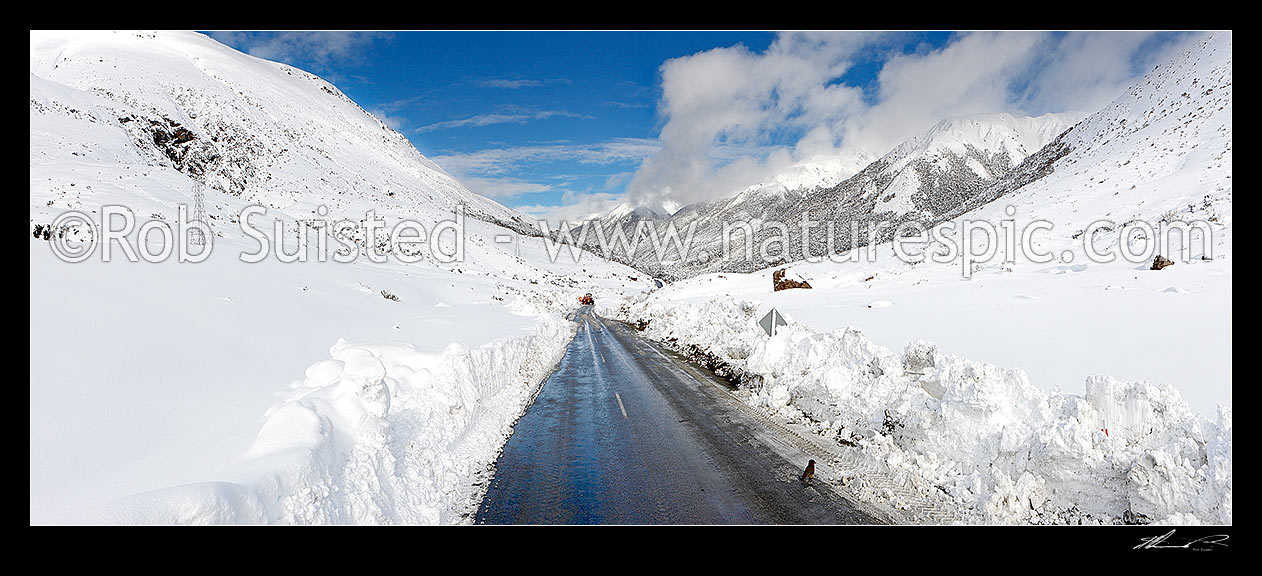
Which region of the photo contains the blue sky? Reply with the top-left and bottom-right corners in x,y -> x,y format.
208,30 -> 1200,225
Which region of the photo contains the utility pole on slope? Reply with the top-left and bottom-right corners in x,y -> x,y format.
190,181 -> 208,246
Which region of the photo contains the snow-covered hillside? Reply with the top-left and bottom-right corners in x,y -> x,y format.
872,112 -> 1085,214
29,30 -> 537,236
572,111 -> 1083,282
608,32 -> 1231,525
29,30 -> 652,524
29,29 -> 1231,527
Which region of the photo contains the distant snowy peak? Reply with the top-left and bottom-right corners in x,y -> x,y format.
570,201 -> 666,241
778,111 -> 1080,225
590,110 -> 1086,281
603,202 -> 666,224
900,112 -> 1085,166
736,152 -> 878,199
867,112 -> 1084,215
29,30 -> 533,232
730,112 -> 1081,208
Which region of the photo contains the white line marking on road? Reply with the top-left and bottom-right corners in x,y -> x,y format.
494,235 -> 513,243
615,392 -> 628,418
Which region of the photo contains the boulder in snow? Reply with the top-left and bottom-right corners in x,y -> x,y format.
772,268 -> 812,291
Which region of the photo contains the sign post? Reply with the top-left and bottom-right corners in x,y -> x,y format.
759,308 -> 788,337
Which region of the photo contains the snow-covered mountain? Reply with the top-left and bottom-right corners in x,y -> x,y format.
29,30 -> 651,525
575,201 -> 667,241
990,33 -> 1231,225
734,152 -> 878,201
29,30 -> 537,239
29,29 -> 1230,527
575,111 -> 1083,281
610,31 -> 1231,525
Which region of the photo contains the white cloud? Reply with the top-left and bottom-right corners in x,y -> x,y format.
602,171 -> 634,192
210,31 -> 388,74
624,31 -> 874,209
431,139 -> 660,227
624,30 -> 1205,211
475,77 -> 570,89
514,191 -> 627,228
369,108 -> 408,131
416,109 -> 592,134
432,138 -> 660,176
459,177 -> 553,200
846,31 -> 1048,154
1013,31 -> 1200,114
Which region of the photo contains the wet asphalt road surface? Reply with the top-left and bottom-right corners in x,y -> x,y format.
474,307 -> 884,525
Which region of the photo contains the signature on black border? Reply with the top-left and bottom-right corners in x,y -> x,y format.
1135,529 -> 1229,550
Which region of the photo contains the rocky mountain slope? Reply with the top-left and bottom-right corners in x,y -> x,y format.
570,112 -> 1084,281
29,30 -> 539,243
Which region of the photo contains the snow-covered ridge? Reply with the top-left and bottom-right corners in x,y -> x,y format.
29,30 -> 533,234
734,152 -> 877,199
869,111 -> 1083,215
947,31 -> 1232,256
601,201 -> 666,225
894,112 -> 1085,168
700,111 -> 1078,214
582,110 -> 1082,281
1061,32 -> 1231,162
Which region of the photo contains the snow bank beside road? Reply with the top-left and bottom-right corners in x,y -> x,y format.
95,312 -> 576,525
608,297 -> 1231,525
